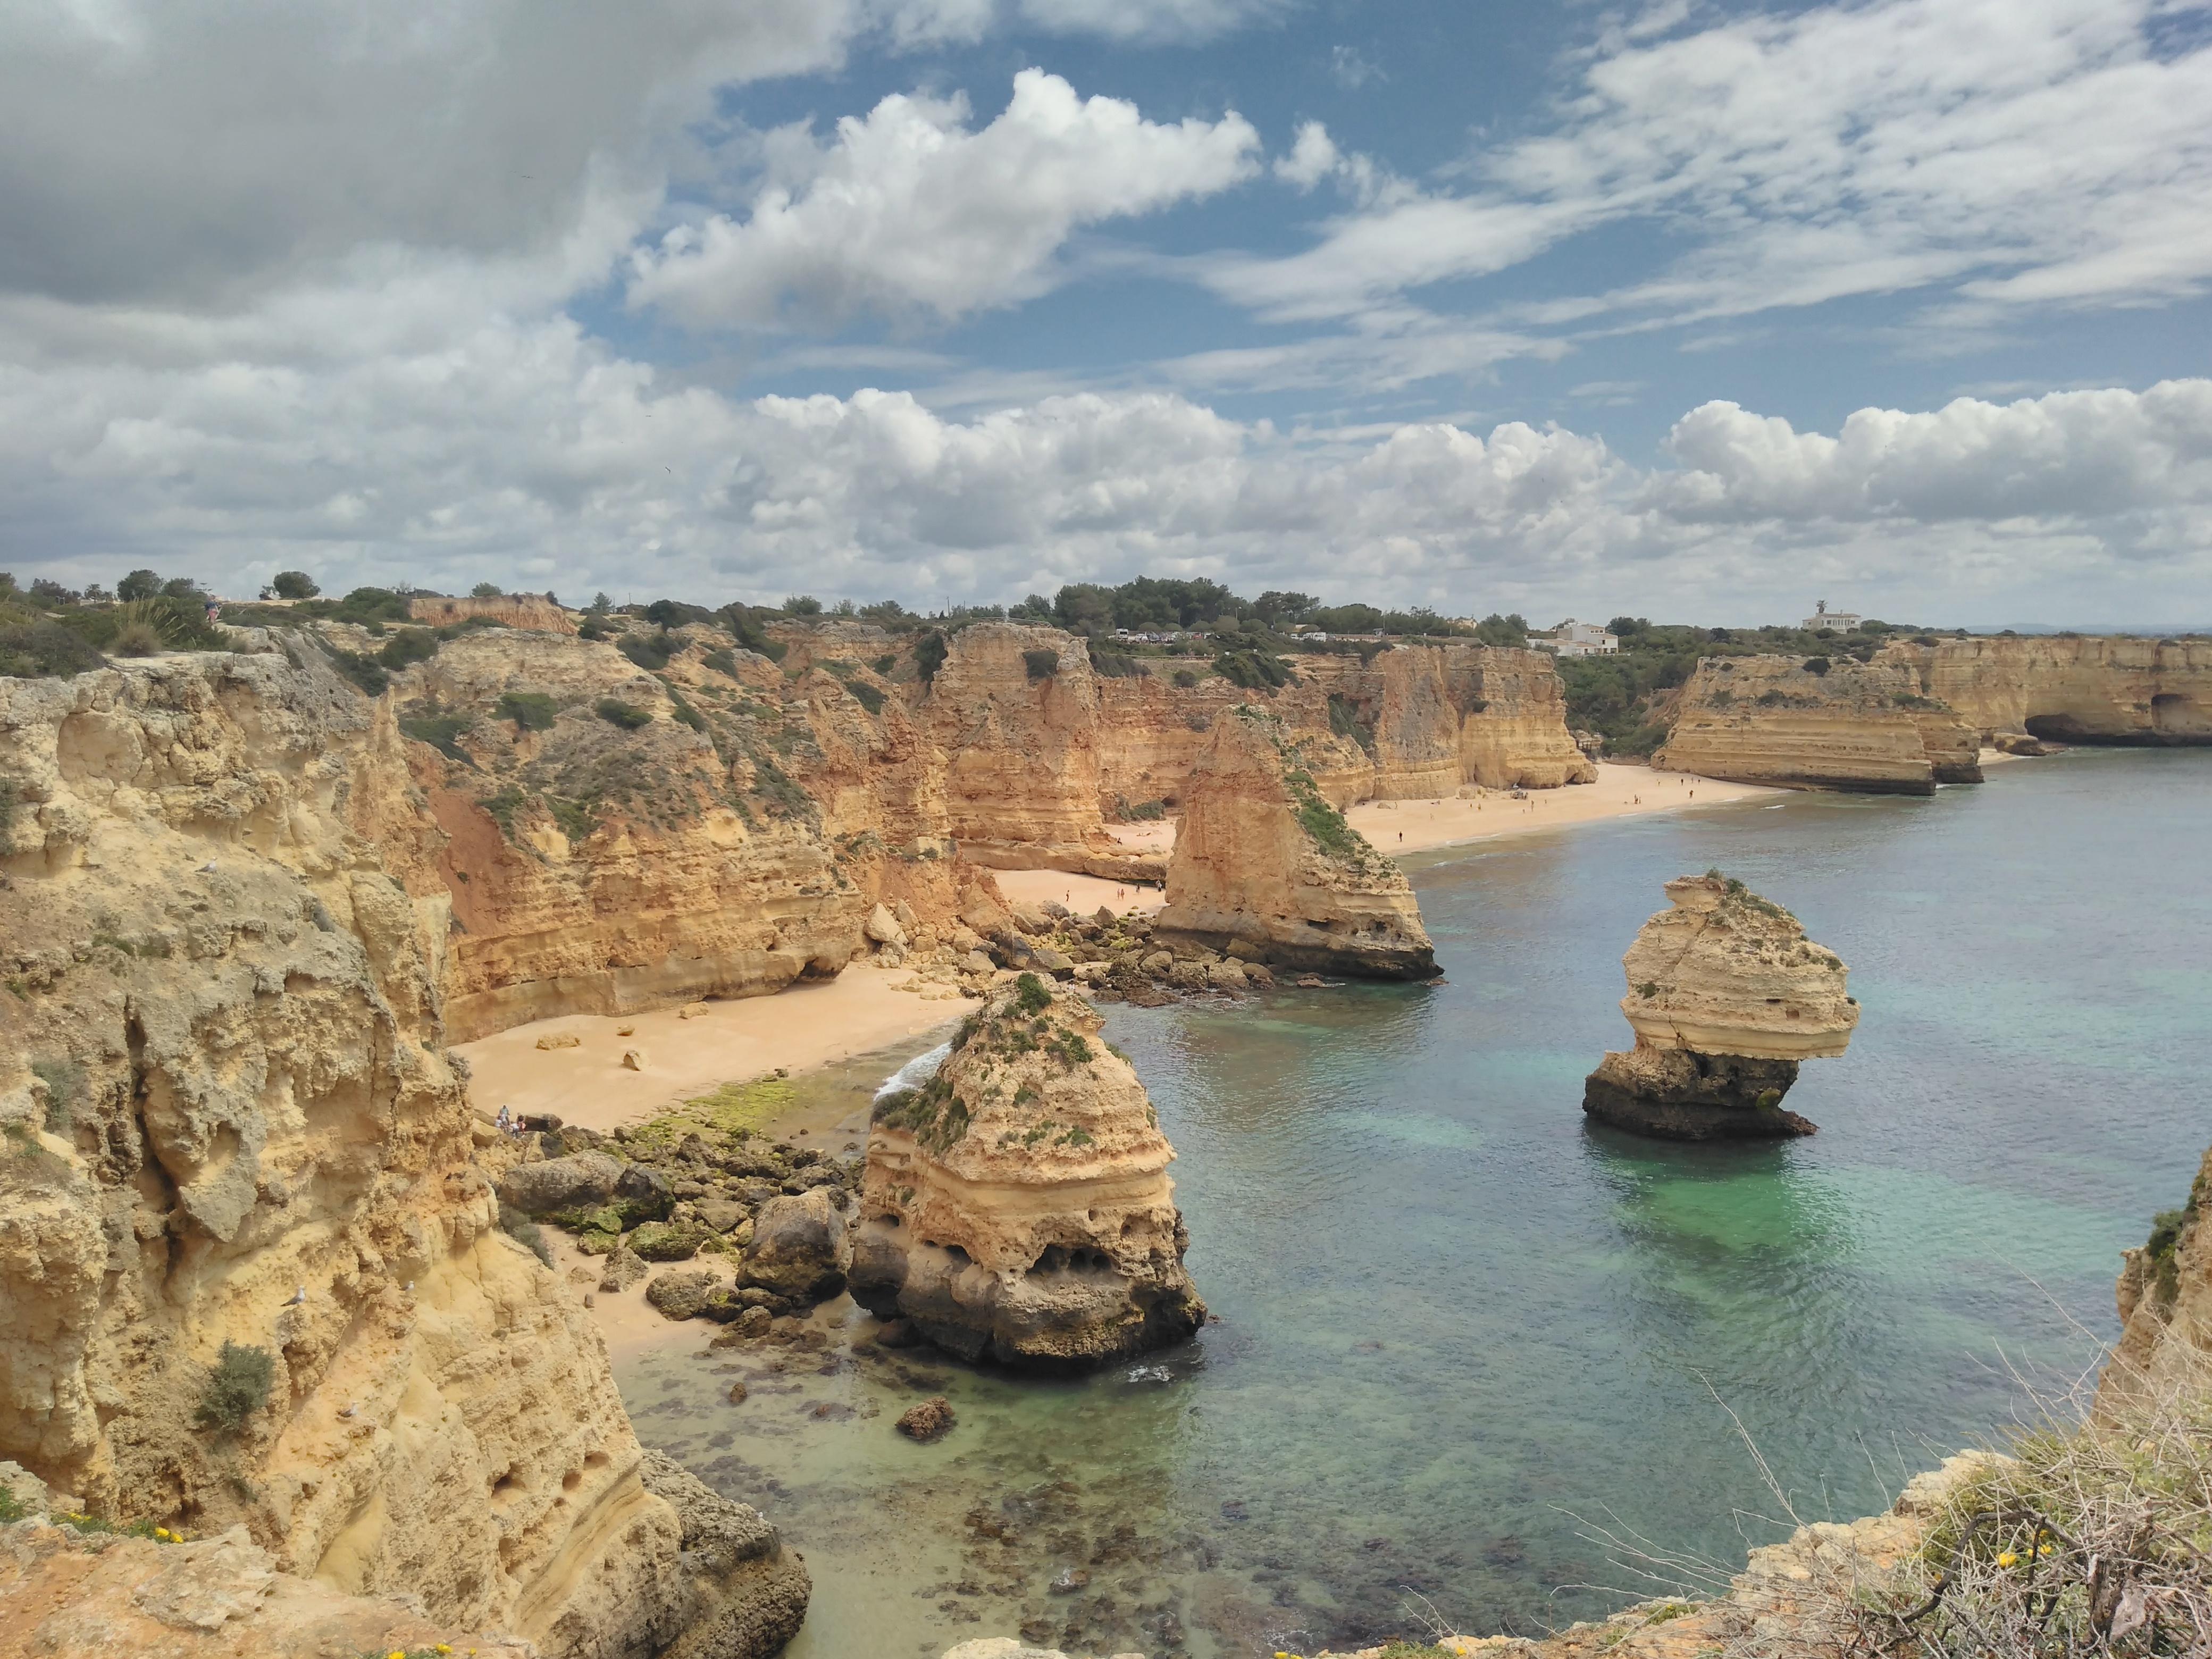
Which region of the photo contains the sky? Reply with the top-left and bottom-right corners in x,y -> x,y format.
2,0 -> 2209,626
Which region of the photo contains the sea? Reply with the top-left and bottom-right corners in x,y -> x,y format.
618,747 -> 2212,1659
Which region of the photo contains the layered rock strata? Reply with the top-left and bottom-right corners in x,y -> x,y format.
1880,633 -> 2212,746
1583,874 -> 1858,1139
918,623 -> 1161,881
1155,709 -> 1435,979
0,652 -> 803,1656
849,976 -> 1204,1369
1656,653 -> 1982,793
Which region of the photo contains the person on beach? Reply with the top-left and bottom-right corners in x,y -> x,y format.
495,1104 -> 514,1135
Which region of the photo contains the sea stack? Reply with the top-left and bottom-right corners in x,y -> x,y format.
1582,873 -> 1859,1139
849,974 -> 1205,1369
1155,706 -> 1435,979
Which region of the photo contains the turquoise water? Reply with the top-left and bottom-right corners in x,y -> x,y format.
622,750 -> 2212,1658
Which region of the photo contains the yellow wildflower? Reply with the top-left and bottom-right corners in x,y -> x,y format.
2039,1541 -> 2054,1556
1996,1551 -> 2018,1567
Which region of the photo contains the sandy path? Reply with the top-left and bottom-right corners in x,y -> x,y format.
453,969 -> 978,1135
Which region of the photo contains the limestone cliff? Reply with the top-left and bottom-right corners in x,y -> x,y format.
917,623 -> 1158,879
1880,633 -> 2212,746
1155,708 -> 1435,979
1583,874 -> 1858,1139
849,975 -> 1204,1368
2109,1142 -> 2211,1400
0,651 -> 804,1656
1330,644 -> 1597,795
1656,654 -> 1982,794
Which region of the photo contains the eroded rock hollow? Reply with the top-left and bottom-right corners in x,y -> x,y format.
850,975 -> 1204,1369
1582,873 -> 1859,1140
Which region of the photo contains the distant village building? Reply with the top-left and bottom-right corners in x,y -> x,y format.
1530,618 -> 1619,658
1802,600 -> 1861,633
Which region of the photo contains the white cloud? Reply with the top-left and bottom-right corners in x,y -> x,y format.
1208,0 -> 2212,334
629,71 -> 1261,330
4,258 -> 2206,622
1653,381 -> 2212,527
0,0 -> 914,309
1275,122 -> 1342,189
1015,0 -> 1295,44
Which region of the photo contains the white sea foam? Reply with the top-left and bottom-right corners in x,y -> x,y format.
874,1041 -> 951,1101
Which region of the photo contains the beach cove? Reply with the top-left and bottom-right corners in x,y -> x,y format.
471,747 -> 2210,1658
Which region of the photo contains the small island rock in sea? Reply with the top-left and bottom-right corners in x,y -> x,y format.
1582,872 -> 1859,1139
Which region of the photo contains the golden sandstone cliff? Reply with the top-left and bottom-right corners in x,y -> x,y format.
1156,709 -> 1435,980
1656,653 -> 1982,794
1880,633 -> 2212,747
849,975 -> 1204,1369
1583,873 -> 1857,1139
0,651 -> 805,1657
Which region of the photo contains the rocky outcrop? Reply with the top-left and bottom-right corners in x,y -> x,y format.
1342,644 -> 1597,794
0,1517 -> 534,1658
1656,654 -> 1983,794
1880,633 -> 2212,746
1583,873 -> 1858,1139
2108,1142 -> 2211,1402
0,652 -> 801,1656
408,592 -> 577,634
1155,709 -> 1435,979
849,976 -> 1204,1369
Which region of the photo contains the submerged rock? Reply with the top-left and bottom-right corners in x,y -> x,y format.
1583,873 -> 1859,1140
850,975 -> 1205,1369
895,1396 -> 956,1442
1155,707 -> 1434,980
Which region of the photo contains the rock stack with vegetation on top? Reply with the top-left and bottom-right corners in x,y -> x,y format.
1582,872 -> 1859,1139
849,973 -> 1205,1369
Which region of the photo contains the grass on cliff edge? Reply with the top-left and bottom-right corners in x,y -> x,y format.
1728,1342 -> 2212,1659
624,1075 -> 797,1153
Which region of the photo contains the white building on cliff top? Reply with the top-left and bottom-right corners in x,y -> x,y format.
1531,619 -> 1619,657
1802,600 -> 1861,632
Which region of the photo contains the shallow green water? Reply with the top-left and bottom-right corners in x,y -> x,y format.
622,749 -> 2212,1658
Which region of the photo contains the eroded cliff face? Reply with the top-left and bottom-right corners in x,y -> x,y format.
1656,654 -> 1982,794
1583,874 -> 1857,1139
2110,1144 -> 2212,1401
1091,644 -> 1594,812
0,652 -> 800,1656
849,976 -> 1204,1369
917,624 -> 1157,879
1155,708 -> 1435,979
1880,634 -> 2212,746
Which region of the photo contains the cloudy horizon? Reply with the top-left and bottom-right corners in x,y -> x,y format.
3,0 -> 2208,627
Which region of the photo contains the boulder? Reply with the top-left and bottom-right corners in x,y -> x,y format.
738,1189 -> 853,1301
614,1162 -> 675,1222
598,1244 -> 649,1293
697,1198 -> 750,1234
621,1048 -> 648,1070
534,1032 -> 581,1050
895,1396 -> 956,1442
864,903 -> 907,946
646,1268 -> 729,1320
679,1001 -> 711,1019
495,1151 -> 623,1217
630,1220 -> 710,1261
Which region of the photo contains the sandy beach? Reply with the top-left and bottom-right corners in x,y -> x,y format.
1346,761 -> 1781,851
453,968 -> 977,1134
